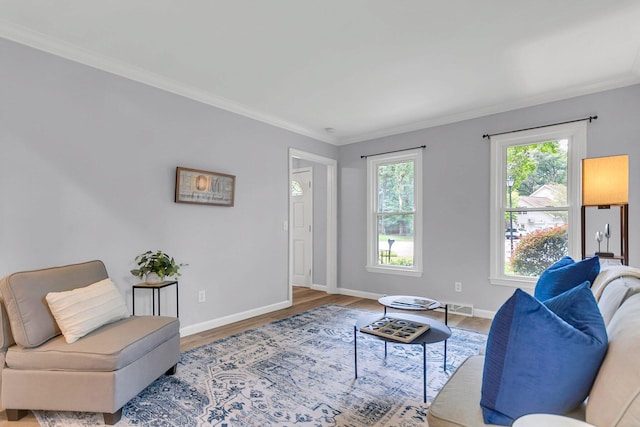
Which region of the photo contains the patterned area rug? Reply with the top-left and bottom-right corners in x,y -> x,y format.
35,304 -> 486,426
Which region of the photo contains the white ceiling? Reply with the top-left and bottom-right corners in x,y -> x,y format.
2,1 -> 640,145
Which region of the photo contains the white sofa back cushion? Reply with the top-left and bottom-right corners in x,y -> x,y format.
46,278 -> 129,344
586,292 -> 640,426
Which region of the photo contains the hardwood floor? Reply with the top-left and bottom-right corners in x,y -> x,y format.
180,286 -> 492,351
0,287 -> 492,426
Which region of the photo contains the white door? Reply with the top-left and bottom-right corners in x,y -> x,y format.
291,168 -> 313,286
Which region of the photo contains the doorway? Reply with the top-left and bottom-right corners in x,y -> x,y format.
291,167 -> 313,287
288,149 -> 337,301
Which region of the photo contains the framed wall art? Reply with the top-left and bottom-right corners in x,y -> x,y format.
175,167 -> 235,207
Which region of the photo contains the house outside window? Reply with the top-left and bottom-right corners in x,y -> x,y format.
489,122 -> 586,288
366,149 -> 423,276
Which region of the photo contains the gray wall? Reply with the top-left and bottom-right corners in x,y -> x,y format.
3,36 -> 639,323
0,38 -> 338,332
338,84 -> 640,313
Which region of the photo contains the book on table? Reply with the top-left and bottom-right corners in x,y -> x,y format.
390,296 -> 437,309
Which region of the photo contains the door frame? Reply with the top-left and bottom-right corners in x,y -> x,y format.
288,148 -> 338,301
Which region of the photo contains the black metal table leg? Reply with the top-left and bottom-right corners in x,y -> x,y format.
354,326 -> 358,378
422,342 -> 427,403
444,340 -> 447,372
444,304 -> 448,371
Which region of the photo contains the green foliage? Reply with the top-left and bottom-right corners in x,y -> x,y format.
378,161 -> 414,212
378,250 -> 413,267
377,161 -> 414,235
507,141 -> 567,197
130,250 -> 186,279
388,257 -> 414,266
510,226 -> 568,277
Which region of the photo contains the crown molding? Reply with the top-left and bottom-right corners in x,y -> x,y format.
3,20 -> 639,147
0,20 -> 338,145
337,75 -> 640,145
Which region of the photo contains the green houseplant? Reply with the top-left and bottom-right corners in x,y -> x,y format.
131,250 -> 185,283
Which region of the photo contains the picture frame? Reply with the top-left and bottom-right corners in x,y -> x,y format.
175,167 -> 235,207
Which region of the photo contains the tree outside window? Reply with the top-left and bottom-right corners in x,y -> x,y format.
505,140 -> 569,277
489,122 -> 586,288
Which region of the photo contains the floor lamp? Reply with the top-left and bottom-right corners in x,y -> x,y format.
581,155 -> 629,265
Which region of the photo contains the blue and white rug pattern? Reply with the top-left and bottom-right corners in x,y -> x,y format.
35,305 -> 486,426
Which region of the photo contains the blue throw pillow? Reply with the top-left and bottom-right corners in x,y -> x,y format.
480,284 -> 607,425
534,256 -> 600,301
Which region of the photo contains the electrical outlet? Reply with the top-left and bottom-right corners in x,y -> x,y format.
455,282 -> 462,292
198,290 -> 206,303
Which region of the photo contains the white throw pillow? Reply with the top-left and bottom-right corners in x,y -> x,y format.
46,278 -> 129,344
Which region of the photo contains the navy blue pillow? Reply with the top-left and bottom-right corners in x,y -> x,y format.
480,284 -> 607,425
534,256 -> 600,301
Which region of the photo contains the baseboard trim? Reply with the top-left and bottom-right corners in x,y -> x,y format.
472,308 -> 496,320
310,284 -> 328,292
179,300 -> 291,337
336,287 -> 383,300
337,287 -> 496,320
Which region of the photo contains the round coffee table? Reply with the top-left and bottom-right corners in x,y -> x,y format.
353,312 -> 451,403
378,295 -> 447,324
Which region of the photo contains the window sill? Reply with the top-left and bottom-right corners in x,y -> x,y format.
366,265 -> 423,277
489,275 -> 536,289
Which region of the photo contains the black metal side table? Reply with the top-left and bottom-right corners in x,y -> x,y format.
132,280 -> 179,317
354,313 -> 452,403
378,295 -> 448,368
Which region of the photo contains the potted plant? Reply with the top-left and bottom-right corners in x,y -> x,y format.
131,250 -> 186,284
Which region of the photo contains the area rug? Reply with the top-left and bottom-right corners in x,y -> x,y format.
35,304 -> 487,426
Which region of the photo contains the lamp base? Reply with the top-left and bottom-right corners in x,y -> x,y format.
595,252 -> 615,258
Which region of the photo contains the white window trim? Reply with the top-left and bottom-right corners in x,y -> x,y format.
366,149 -> 423,277
489,122 -> 586,288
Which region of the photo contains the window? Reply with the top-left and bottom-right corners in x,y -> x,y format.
366,149 -> 422,276
489,122 -> 586,287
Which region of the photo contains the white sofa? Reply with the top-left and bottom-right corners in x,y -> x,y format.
428,266 -> 640,427
0,260 -> 181,424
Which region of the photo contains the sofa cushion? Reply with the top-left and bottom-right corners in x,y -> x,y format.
46,278 -> 129,344
596,277 -> 639,326
0,295 -> 15,350
5,316 -> 179,372
586,293 -> 640,427
0,260 -> 108,348
428,355 -> 489,427
534,256 -> 600,301
480,284 -> 607,425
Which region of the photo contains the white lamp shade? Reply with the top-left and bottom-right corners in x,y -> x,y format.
582,155 -> 628,206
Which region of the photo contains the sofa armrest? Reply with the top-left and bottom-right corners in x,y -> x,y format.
0,295 -> 15,351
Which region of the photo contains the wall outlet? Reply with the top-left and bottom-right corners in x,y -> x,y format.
198,290 -> 206,303
455,282 -> 462,292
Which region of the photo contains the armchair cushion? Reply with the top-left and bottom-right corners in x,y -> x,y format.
0,260 -> 108,348
46,278 -> 129,344
5,316 -> 179,371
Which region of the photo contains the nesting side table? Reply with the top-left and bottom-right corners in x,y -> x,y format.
132,280 -> 179,317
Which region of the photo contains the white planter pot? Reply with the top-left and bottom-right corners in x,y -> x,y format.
145,272 -> 164,284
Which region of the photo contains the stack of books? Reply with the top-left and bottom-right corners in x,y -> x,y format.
390,296 -> 437,309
